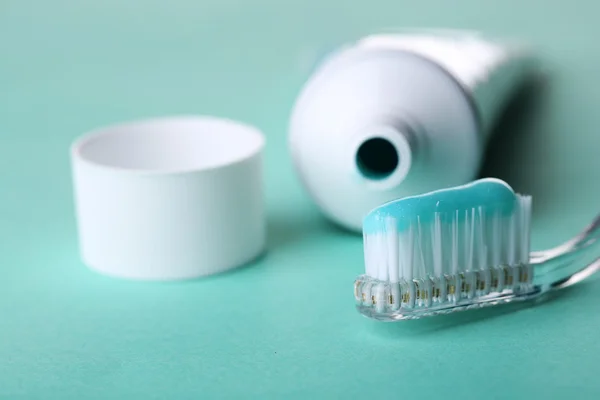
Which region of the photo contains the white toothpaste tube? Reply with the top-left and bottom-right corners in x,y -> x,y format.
288,29 -> 537,232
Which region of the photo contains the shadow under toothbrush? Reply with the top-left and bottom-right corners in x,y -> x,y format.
477,72 -> 553,216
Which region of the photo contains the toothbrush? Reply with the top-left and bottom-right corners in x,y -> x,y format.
354,178 -> 600,321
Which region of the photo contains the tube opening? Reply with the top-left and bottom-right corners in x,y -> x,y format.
356,137 -> 399,180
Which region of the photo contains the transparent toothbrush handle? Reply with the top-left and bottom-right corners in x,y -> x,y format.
531,213 -> 600,290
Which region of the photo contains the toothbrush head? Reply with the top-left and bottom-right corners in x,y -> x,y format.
354,178 -> 535,321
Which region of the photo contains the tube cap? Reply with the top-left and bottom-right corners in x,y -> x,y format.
70,116 -> 266,280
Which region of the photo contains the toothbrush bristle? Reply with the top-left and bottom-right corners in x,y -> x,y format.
355,194 -> 534,316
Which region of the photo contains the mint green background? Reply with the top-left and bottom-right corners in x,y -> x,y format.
2,0 -> 600,398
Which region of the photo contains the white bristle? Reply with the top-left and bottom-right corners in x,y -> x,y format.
451,210 -> 459,275
467,208 -> 475,272
490,209 -> 501,267
402,225 -> 415,281
386,217 -> 399,283
506,210 -> 517,265
432,212 -> 443,277
415,216 -> 427,280
362,195 -> 533,302
376,232 -> 387,281
362,233 -> 369,274
476,207 -> 487,270
364,233 -> 377,277
519,196 -> 532,264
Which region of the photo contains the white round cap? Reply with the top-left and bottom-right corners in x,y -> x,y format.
71,116 -> 266,280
